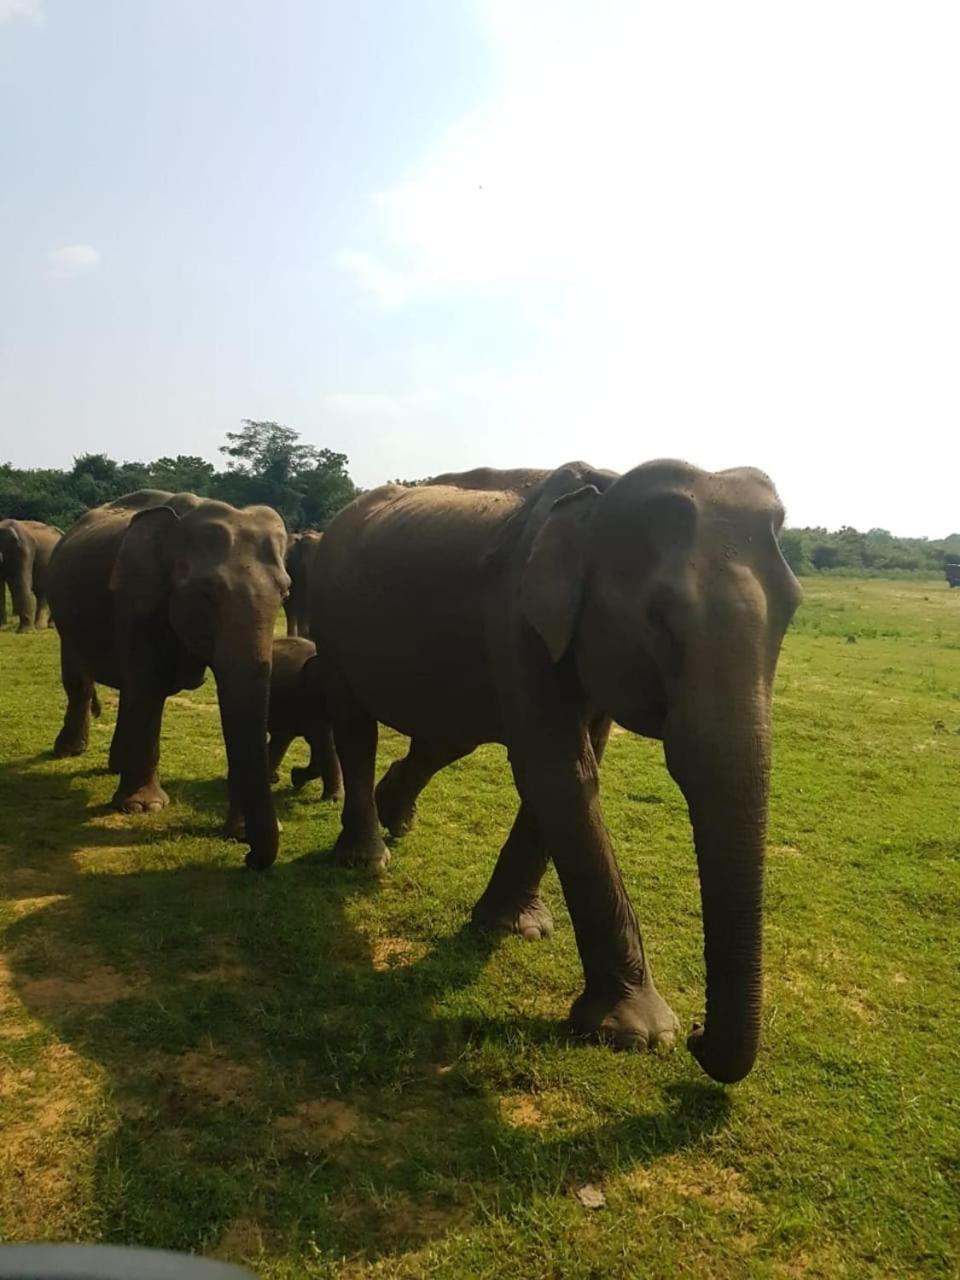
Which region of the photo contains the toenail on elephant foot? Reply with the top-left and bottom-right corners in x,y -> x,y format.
471,893 -> 554,941
569,981 -> 680,1053
329,832 -> 390,874
112,784 -> 170,815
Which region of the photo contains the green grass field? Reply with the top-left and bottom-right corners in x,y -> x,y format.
1,579 -> 958,1278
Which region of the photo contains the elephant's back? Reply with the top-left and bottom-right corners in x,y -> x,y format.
312,483 -> 522,741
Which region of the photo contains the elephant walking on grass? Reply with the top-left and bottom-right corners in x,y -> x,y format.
0,518 -> 63,632
47,491 -> 290,869
308,461 -> 801,1083
223,636 -> 342,835
283,531 -> 323,637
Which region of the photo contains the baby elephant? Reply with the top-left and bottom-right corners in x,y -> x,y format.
225,637 -> 342,837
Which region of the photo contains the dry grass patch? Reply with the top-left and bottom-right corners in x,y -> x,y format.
369,937 -> 427,972
621,1156 -> 757,1214
273,1098 -> 362,1152
17,964 -> 144,1014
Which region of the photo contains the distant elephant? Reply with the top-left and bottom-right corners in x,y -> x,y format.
47,491 -> 290,869
283,531 -> 323,636
946,563 -> 960,588
309,461 -> 801,1084
224,636 -> 342,835
0,518 -> 63,632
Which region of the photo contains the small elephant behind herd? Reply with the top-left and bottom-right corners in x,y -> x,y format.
3,459 -> 802,1085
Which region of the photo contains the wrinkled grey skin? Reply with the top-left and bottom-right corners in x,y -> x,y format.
0,519 -> 63,632
47,490 -> 290,869
283,531 -> 323,637
309,460 -> 801,1084
224,636 -> 342,835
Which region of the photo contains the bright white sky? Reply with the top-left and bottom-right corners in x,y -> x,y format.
2,1 -> 958,534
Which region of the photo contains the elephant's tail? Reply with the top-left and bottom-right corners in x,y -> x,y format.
91,687 -> 101,718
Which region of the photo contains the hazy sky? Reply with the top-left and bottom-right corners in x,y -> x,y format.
2,1 -> 958,534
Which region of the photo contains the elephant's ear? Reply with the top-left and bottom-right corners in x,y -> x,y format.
520,485 -> 599,663
109,506 -> 179,616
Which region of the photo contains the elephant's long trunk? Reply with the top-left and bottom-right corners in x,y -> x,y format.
214,631 -> 278,870
667,700 -> 771,1084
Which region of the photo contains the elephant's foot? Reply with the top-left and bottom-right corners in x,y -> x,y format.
374,764 -> 417,837
569,979 -> 679,1053
471,891 -> 554,941
328,829 -> 390,873
16,623 -> 35,634
113,781 -> 170,815
320,782 -> 344,802
53,732 -> 88,758
224,813 -> 282,840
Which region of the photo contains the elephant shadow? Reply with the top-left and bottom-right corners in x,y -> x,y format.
1,750 -> 730,1266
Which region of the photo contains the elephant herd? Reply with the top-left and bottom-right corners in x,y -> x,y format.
2,460 -> 801,1084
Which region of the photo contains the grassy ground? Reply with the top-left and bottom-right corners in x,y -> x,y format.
1,578 -> 958,1278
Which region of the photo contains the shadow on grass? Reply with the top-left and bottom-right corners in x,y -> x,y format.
1,750 -> 730,1265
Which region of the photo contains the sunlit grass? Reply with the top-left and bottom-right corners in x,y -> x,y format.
1,577 -> 958,1277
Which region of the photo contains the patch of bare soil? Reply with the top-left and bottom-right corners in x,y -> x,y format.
273,1098 -> 362,1151
0,1042 -> 101,1239
17,965 -> 143,1014
498,1089 -> 591,1131
370,937 -> 427,972
332,1188 -> 471,1244
173,1049 -> 255,1105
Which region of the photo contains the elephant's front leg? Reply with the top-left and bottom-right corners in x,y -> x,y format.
110,673 -> 170,814
512,731 -> 678,1053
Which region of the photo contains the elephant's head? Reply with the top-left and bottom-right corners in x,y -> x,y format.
110,498 -> 290,868
521,460 -> 801,1082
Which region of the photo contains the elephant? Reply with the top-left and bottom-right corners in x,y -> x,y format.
283,530 -> 323,637
946,562 -> 960,588
47,490 -> 290,869
224,636 -> 342,834
0,518 -> 63,632
307,460 -> 801,1084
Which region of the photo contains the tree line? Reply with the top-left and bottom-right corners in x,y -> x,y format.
3,423 -> 959,575
0,421 -> 357,533
780,526 -> 960,577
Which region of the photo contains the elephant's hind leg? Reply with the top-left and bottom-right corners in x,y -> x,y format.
471,800 -> 554,940
374,736 -> 475,837
53,644 -> 96,757
471,717 -> 611,942
328,707 -> 389,872
292,726 -> 343,799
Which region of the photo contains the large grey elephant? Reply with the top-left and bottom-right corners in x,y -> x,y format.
283,530 -> 323,636
0,518 -> 63,632
47,491 -> 290,869
308,461 -> 801,1084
